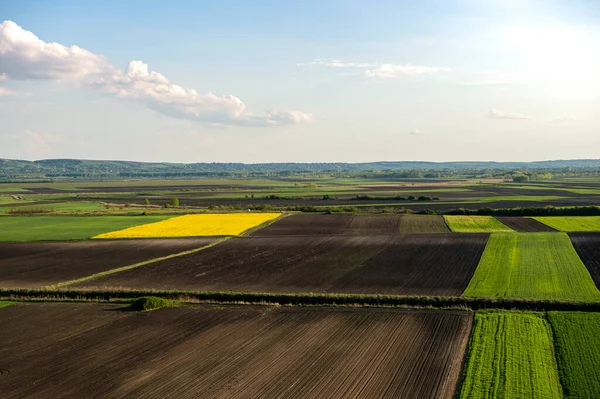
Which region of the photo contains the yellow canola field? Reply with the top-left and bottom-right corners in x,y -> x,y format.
93,213 -> 281,239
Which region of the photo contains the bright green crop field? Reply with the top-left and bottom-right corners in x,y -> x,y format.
0,215 -> 174,242
459,311 -> 562,399
0,301 -> 15,309
463,233 -> 600,300
533,216 -> 600,232
547,312 -> 600,398
443,216 -> 514,233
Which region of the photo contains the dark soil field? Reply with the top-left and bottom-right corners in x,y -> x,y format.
0,303 -> 472,399
0,238 -> 217,288
569,233 -> 600,289
495,217 -> 557,232
250,214 -> 449,236
75,234 -> 488,295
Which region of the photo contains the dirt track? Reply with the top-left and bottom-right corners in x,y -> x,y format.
495,217 -> 557,232
569,233 -> 600,288
250,214 -> 450,236
0,303 -> 472,399
0,238 -> 217,288
76,234 -> 488,295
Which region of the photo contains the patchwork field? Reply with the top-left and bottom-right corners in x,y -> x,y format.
547,312 -> 600,398
463,233 -> 600,301
444,216 -> 514,233
569,233 -> 600,289
74,234 -> 488,295
250,214 -> 450,236
533,216 -> 600,232
0,215 -> 173,242
0,239 -> 217,288
459,311 -> 562,399
495,217 -> 557,232
0,303 -> 472,399
93,213 -> 281,238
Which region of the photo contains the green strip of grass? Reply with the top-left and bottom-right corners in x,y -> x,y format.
533,216 -> 600,232
547,312 -> 600,398
459,311 -> 562,399
47,238 -> 229,288
444,215 -> 514,232
0,215 -> 174,242
463,233 -> 600,301
0,301 -> 15,308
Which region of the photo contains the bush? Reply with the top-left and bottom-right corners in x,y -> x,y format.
128,296 -> 178,312
171,197 -> 179,207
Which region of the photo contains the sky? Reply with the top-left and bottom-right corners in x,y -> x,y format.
1,0 -> 599,163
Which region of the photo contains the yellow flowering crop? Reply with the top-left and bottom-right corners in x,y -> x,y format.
93,213 -> 281,239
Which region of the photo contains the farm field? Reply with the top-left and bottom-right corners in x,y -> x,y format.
0,238 -> 217,288
463,233 -> 600,301
547,312 -> 600,398
0,303 -> 472,399
249,214 -> 450,236
73,234 -> 488,295
0,215 -> 174,242
459,311 -> 562,399
494,217 -> 557,232
533,216 -> 600,232
444,216 -> 514,233
93,213 -> 281,239
569,233 -> 600,289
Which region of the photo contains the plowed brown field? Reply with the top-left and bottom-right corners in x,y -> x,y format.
75,234 -> 488,295
0,238 -> 217,288
0,303 -> 472,399
495,217 -> 557,232
250,214 -> 449,236
569,233 -> 600,289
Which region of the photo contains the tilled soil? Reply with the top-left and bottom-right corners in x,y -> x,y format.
569,232 -> 600,289
0,238 -> 217,288
495,217 -> 558,232
0,303 -> 473,399
75,234 -> 489,295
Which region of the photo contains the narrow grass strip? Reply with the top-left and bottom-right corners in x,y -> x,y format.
5,288 -> 600,311
46,238 -> 230,289
0,301 -> 15,309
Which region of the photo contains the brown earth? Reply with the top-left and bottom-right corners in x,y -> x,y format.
569,233 -> 600,289
75,234 -> 488,295
0,238 -> 217,288
495,217 -> 558,232
0,303 -> 473,399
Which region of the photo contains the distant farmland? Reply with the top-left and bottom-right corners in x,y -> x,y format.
73,234 -> 488,295
444,216 -> 514,233
0,303 -> 472,399
533,216 -> 600,232
463,233 -> 600,301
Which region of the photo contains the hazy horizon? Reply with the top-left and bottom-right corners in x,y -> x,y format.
1,1 -> 599,163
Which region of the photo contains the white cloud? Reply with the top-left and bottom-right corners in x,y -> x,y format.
462,79 -> 517,87
551,116 -> 576,123
0,73 -> 7,81
0,20 -> 311,127
299,59 -> 451,77
0,87 -> 13,96
489,108 -> 533,120
409,128 -> 425,135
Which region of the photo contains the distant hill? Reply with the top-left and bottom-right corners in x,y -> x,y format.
1,158 -> 600,180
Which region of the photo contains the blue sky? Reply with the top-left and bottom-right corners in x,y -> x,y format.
1,0 -> 599,162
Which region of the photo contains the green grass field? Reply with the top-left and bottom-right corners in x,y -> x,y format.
0,215 -> 174,242
533,216 -> 600,232
0,201 -> 108,215
0,301 -> 15,309
459,311 -> 562,399
444,215 -> 514,232
463,233 -> 600,301
547,312 -> 600,398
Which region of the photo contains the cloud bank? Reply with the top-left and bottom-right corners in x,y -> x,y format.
0,20 -> 312,126
489,108 -> 533,120
298,59 -> 451,78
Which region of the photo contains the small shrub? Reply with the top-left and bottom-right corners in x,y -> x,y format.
128,296 -> 179,312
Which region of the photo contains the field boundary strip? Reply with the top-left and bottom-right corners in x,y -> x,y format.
4,289 -> 600,311
45,238 -> 231,289
239,212 -> 291,236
